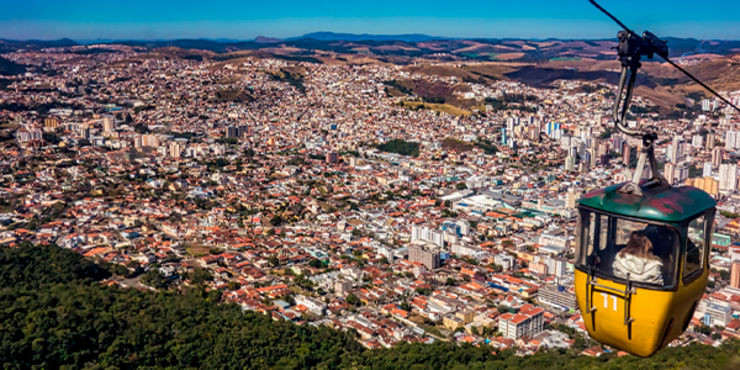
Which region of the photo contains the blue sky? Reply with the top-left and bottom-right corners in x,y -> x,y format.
1,0 -> 739,40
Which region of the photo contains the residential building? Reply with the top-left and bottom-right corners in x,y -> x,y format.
408,244 -> 441,270
732,261 -> 740,289
719,164 -> 737,193
538,284 -> 577,311
498,304 -> 545,339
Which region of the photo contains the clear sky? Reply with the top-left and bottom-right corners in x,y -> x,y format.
1,0 -> 739,41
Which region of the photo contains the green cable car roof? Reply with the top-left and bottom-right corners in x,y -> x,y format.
578,183 -> 716,223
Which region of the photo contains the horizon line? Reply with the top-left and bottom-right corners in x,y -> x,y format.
4,33 -> 739,44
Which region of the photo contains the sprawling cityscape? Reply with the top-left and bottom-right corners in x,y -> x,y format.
3,26 -> 740,368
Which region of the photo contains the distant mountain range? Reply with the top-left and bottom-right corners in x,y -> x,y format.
2,33 -> 740,59
289,32 -> 447,42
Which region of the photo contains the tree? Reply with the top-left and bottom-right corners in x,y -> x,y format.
268,254 -> 280,267
456,182 -> 468,190
190,268 -> 214,284
141,268 -> 167,289
8,243 -> 740,370
270,215 -> 283,227
697,324 -> 712,335
346,293 -> 361,306
309,259 -> 325,269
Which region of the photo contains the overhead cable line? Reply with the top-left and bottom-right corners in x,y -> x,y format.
588,0 -> 740,114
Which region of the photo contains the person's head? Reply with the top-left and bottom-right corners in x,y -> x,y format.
620,231 -> 658,260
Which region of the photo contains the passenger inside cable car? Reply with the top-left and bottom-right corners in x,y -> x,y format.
578,210 -> 678,288
613,232 -> 663,285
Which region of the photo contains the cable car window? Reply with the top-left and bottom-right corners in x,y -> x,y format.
577,210 -> 678,288
684,215 -> 706,279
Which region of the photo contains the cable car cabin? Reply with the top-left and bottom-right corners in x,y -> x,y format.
575,182 -> 715,357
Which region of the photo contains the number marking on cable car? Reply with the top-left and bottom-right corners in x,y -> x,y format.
600,293 -> 618,311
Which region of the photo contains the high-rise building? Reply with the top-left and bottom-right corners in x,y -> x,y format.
226,126 -> 239,138
703,162 -> 713,178
44,117 -> 59,130
731,261 -> 740,289
560,135 -> 571,150
664,162 -> 676,185
692,135 -> 704,148
544,257 -> 568,278
676,162 -> 690,184
169,142 -> 181,158
15,125 -> 43,143
670,136 -> 685,164
719,163 -> 738,193
688,176 -> 719,197
529,123 -> 540,142
102,115 -> 115,132
80,125 -> 90,140
594,113 -> 603,126
326,152 -> 338,164
712,147 -> 724,167
408,244 -> 441,270
588,147 -> 597,168
623,145 -> 637,166
612,135 -> 624,154
566,190 -> 579,209
706,133 -> 716,150
565,155 -> 575,171
727,131 -> 740,150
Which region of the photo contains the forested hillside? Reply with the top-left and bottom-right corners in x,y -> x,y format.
2,244 -> 740,370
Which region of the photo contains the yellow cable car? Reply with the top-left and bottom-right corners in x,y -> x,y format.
572,22 -> 720,356
575,183 -> 715,357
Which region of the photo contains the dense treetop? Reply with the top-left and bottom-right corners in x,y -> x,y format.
2,244 -> 740,370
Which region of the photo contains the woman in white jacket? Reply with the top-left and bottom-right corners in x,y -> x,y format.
613,232 -> 664,285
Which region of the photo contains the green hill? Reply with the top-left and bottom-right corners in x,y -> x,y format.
2,243 -> 740,370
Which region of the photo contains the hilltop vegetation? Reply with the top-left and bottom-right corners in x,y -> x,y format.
0,244 -> 362,370
3,244 -> 740,370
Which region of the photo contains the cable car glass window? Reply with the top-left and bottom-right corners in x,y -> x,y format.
684,215 -> 706,279
577,209 -> 678,288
